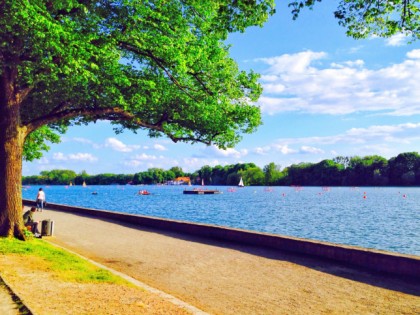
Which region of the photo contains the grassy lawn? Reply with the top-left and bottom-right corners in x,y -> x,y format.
0,237 -> 128,284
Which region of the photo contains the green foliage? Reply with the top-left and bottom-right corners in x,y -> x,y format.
22,152 -> 420,186
169,167 -> 184,178
22,227 -> 33,239
388,152 -> 420,185
23,126 -> 67,161
239,167 -> 265,186
1,0 -> 276,162
289,0 -> 420,40
23,169 -> 77,185
263,162 -> 282,185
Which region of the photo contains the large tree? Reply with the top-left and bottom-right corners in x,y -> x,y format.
1,1 -> 417,239
0,0 -> 274,238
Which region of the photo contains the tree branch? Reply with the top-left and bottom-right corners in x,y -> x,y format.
25,106 -> 162,135
188,71 -> 214,96
167,133 -> 212,145
25,105 -> 215,146
119,42 -> 200,101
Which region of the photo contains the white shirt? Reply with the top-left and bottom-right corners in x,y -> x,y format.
37,190 -> 45,201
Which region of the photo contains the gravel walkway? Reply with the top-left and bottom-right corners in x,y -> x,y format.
0,280 -> 19,315
25,207 -> 420,314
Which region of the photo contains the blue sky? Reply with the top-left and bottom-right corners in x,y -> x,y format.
23,1 -> 420,176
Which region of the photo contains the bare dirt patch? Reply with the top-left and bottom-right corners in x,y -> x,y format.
0,255 -> 190,315
0,281 -> 19,315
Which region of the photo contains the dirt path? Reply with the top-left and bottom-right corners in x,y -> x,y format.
34,208 -> 419,314
0,281 -> 19,315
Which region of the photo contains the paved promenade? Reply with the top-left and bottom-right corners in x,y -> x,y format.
33,207 -> 419,314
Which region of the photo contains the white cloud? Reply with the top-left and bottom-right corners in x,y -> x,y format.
407,49 -> 420,59
105,137 -> 140,152
72,137 -> 102,149
153,144 -> 167,151
122,153 -> 165,171
123,160 -> 143,167
274,122 -> 420,147
257,51 -> 327,74
53,152 -> 97,162
133,153 -> 158,160
253,123 -> 420,160
182,157 -> 225,170
348,46 -> 364,54
36,157 -> 50,164
68,153 -> 98,162
260,74 -> 279,82
331,59 -> 364,68
262,83 -> 286,94
271,144 -> 297,155
53,152 -> 67,161
253,146 -> 271,155
299,146 -> 324,154
256,49 -> 420,116
72,137 -> 93,145
202,146 -> 248,159
385,33 -> 408,46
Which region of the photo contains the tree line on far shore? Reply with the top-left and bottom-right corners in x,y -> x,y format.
22,152 -> 420,187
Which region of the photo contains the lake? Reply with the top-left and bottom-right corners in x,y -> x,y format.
23,185 -> 419,256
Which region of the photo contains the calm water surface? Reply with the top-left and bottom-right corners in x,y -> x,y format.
23,185 -> 419,255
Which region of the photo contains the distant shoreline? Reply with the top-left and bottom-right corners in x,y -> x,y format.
22,151 -> 420,187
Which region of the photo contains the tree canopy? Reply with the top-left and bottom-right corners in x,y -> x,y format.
3,0 -> 274,157
290,0 -> 420,40
1,0 -> 417,238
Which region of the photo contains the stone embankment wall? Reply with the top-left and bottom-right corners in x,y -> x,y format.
23,199 -> 419,279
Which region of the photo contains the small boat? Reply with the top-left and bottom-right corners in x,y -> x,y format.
82,181 -> 87,187
92,192 -> 98,195
238,177 -> 244,187
138,190 -> 151,195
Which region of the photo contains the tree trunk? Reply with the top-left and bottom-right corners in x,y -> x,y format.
0,68 -> 26,239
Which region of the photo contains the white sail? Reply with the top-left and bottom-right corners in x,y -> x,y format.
238,177 -> 244,187
82,181 -> 87,187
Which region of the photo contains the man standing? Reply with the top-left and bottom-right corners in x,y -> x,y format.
36,188 -> 46,212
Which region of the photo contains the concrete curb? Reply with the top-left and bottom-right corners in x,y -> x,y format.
23,199 -> 420,279
0,274 -> 36,315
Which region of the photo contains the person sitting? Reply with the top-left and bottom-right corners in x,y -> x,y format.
23,207 -> 42,238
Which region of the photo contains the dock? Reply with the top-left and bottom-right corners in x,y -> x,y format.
183,189 -> 222,194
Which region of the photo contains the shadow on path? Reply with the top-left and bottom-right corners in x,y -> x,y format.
53,209 -> 420,297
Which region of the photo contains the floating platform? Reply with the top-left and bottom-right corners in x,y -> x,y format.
183,189 -> 222,195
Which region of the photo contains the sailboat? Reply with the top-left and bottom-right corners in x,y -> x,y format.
238,177 -> 244,187
82,181 -> 87,187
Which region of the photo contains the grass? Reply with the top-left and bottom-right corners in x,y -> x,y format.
0,237 -> 129,284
